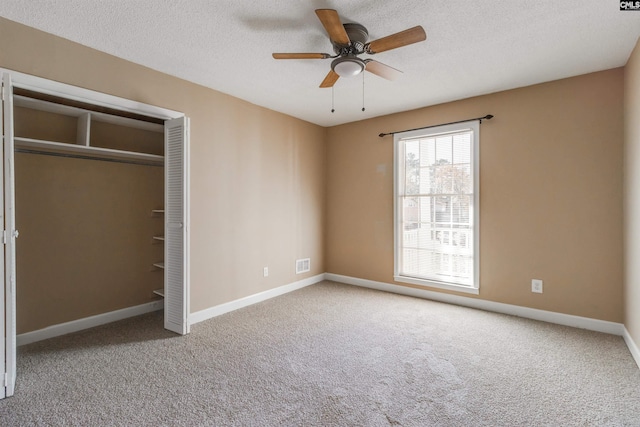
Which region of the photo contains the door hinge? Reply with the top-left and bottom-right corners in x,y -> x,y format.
3,373 -> 7,387
1,86 -> 4,101
2,230 -> 6,245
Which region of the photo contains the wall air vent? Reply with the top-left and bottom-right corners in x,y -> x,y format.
296,258 -> 310,274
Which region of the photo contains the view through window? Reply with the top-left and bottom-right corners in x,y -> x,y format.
394,120 -> 479,293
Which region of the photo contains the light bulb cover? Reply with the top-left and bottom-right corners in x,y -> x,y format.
331,57 -> 365,77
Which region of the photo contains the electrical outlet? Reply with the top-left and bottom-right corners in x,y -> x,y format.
263,267 -> 269,277
532,279 -> 543,293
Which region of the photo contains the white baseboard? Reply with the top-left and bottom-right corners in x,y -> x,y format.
623,327 -> 640,369
189,273 -> 326,325
325,273 -> 625,336
17,300 -> 164,346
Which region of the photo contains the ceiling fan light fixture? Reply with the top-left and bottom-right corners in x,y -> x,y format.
331,56 -> 365,77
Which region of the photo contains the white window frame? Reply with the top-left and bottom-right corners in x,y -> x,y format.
393,120 -> 480,295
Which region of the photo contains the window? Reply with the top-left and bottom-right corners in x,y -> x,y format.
394,120 -> 479,294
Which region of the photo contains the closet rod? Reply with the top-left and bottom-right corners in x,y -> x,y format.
15,148 -> 163,167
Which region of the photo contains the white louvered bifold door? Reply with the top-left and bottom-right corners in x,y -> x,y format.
1,72 -> 17,397
164,116 -> 189,335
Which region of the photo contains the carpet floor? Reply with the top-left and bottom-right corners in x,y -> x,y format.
1,281 -> 639,426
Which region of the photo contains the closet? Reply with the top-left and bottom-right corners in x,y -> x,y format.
1,70 -> 189,399
14,93 -> 165,332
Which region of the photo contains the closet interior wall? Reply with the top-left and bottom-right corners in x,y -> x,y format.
14,104 -> 165,334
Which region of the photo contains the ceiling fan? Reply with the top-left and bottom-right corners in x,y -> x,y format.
272,9 -> 427,88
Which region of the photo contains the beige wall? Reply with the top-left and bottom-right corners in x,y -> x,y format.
1,17 -> 326,331
624,38 -> 640,345
327,69 -> 624,322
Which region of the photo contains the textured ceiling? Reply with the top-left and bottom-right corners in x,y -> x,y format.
1,1 -> 639,127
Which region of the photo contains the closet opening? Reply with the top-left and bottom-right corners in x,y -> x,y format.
2,69 -> 190,398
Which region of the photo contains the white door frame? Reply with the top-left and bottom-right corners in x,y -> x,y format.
0,68 -> 191,398
1,69 -> 183,121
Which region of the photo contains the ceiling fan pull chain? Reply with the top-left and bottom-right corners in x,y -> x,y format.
331,86 -> 335,113
361,73 -> 365,112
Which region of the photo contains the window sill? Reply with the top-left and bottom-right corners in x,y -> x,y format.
394,275 -> 479,295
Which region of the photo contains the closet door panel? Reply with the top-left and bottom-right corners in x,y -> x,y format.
0,74 -> 6,400
164,116 -> 189,335
2,72 -> 17,398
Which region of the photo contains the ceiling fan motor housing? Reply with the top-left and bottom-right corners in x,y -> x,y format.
332,23 -> 369,55
330,23 -> 369,77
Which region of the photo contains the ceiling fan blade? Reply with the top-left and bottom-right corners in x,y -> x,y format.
320,70 -> 339,88
272,53 -> 330,59
365,60 -> 403,81
315,9 -> 350,46
366,26 -> 426,54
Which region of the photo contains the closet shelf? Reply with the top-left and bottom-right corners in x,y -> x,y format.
14,95 -> 164,133
153,289 -> 165,298
153,262 -> 165,269
15,137 -> 164,164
